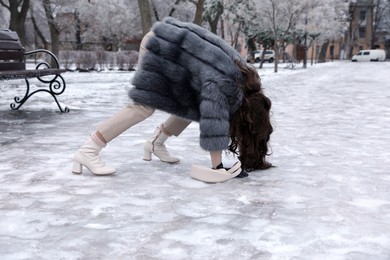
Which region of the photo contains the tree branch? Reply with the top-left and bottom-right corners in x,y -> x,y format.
0,0 -> 10,9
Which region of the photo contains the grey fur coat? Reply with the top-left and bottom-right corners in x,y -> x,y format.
130,17 -> 244,151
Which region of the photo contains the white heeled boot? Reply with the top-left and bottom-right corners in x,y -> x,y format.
143,127 -> 180,163
72,136 -> 116,175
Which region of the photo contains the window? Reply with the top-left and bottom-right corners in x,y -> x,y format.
359,10 -> 366,21
359,27 -> 366,38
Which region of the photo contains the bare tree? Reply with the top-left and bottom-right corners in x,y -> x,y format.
30,7 -> 49,49
0,6 -> 8,28
42,0 -> 60,59
294,0 -> 349,64
138,0 -> 203,32
224,0 -> 257,50
148,0 -> 199,23
138,0 -> 152,35
0,0 -> 30,46
203,0 -> 224,33
256,0 -> 306,72
372,0 -> 389,48
193,0 -> 205,25
67,0 -> 140,51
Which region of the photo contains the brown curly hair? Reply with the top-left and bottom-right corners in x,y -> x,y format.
228,61 -> 273,171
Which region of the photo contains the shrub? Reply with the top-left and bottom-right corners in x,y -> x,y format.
74,51 -> 97,71
116,52 -> 128,70
59,50 -> 74,70
95,49 -> 108,71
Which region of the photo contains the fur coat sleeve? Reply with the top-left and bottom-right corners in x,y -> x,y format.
130,17 -> 244,151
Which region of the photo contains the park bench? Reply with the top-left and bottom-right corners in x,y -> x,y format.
0,30 -> 69,113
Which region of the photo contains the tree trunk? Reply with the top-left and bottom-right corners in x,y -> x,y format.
30,9 -> 49,49
193,0 -> 205,25
1,0 -> 30,46
318,41 -> 329,63
274,44 -> 279,73
232,21 -> 242,49
205,2 -> 223,34
310,40 -> 315,65
42,0 -> 60,65
137,0 -> 152,36
292,32 -> 297,63
220,17 -> 225,40
74,10 -> 82,50
246,37 -> 256,64
208,14 -> 220,34
150,0 -> 160,21
168,0 -> 182,18
258,51 -> 265,69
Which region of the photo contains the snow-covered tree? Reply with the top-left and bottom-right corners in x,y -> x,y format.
224,0 -> 257,50
137,0 -> 201,34
31,0 -> 141,51
26,0 -> 76,57
203,0 -> 224,33
137,0 -> 152,35
77,0 -> 140,51
254,0 -> 307,72
0,5 -> 9,29
0,0 -> 30,45
372,0 -> 390,47
294,0 -> 350,64
150,0 -> 196,22
191,0 -> 258,57
246,0 -> 350,71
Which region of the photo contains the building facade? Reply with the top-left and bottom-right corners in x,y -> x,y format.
312,0 -> 389,61
283,0 -> 389,63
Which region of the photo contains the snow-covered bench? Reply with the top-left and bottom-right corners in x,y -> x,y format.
0,30 -> 69,113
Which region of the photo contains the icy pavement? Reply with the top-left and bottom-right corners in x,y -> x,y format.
0,61 -> 390,259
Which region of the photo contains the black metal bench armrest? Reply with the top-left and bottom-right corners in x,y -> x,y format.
24,49 -> 61,69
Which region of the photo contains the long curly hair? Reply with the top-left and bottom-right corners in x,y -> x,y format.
228,61 -> 273,171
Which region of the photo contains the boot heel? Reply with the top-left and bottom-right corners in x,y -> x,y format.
143,151 -> 152,161
143,127 -> 180,163
72,161 -> 83,174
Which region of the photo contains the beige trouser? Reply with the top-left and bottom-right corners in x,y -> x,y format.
97,105 -> 191,142
96,31 -> 191,143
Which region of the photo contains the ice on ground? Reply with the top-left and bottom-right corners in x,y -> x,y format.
0,62 -> 390,259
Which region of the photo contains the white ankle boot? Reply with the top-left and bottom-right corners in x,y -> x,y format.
72,136 -> 116,175
143,127 -> 180,163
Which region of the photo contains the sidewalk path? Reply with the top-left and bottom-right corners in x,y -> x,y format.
0,62 -> 389,259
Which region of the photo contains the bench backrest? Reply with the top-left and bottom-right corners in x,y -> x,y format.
0,30 -> 25,71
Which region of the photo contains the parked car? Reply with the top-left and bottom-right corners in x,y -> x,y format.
351,49 -> 386,62
246,50 -> 275,63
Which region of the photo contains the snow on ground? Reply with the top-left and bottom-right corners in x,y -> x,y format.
0,61 -> 389,259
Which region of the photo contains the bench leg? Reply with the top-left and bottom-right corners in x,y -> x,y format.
10,74 -> 69,113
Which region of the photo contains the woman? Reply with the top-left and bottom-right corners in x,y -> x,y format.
72,17 -> 273,182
